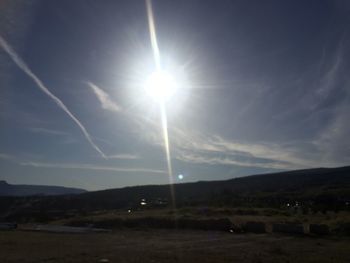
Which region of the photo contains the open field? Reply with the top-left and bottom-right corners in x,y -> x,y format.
52,207 -> 350,235
1,229 -> 349,263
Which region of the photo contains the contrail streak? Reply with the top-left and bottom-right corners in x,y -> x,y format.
0,35 -> 106,158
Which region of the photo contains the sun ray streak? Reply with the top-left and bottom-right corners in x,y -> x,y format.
145,0 -> 176,209
160,103 -> 176,207
146,0 -> 161,70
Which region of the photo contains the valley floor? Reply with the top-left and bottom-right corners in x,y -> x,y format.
0,229 -> 349,263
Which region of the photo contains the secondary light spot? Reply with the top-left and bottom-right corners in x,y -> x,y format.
178,174 -> 184,180
140,198 -> 147,206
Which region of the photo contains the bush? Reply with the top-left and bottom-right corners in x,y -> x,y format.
309,224 -> 330,235
242,222 -> 266,233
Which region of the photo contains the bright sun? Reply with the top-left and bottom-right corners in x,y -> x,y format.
145,70 -> 177,102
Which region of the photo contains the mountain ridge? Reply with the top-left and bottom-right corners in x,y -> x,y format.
0,166 -> 349,221
0,180 -> 87,196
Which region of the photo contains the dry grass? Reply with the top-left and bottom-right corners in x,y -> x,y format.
53,207 -> 350,233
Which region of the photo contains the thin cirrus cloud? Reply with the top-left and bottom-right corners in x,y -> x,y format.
185,133 -> 312,168
0,153 -> 13,160
175,152 -> 294,170
171,131 -> 315,170
140,123 -> 344,170
28,127 -> 70,136
87,82 -> 121,112
174,130 -> 350,170
108,154 -> 139,160
0,35 -> 106,158
20,161 -> 165,174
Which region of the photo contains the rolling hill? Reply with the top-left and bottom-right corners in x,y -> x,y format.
0,166 -> 349,225
66,166 -> 349,209
1,166 -> 349,216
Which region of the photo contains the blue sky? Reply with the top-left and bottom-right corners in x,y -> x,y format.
1,0 -> 349,190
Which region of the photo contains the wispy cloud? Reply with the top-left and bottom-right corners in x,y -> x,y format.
136,122 -> 338,170
20,161 -> 165,174
316,42 -> 343,102
0,153 -> 13,160
0,35 -> 106,158
170,130 -> 317,170
313,92 -> 350,166
176,152 -> 292,170
28,127 -> 70,136
108,154 -> 139,160
87,82 -> 121,112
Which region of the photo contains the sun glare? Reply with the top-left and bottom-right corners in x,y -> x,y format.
145,70 -> 177,102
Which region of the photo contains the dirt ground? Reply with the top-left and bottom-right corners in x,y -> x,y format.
0,229 -> 349,263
